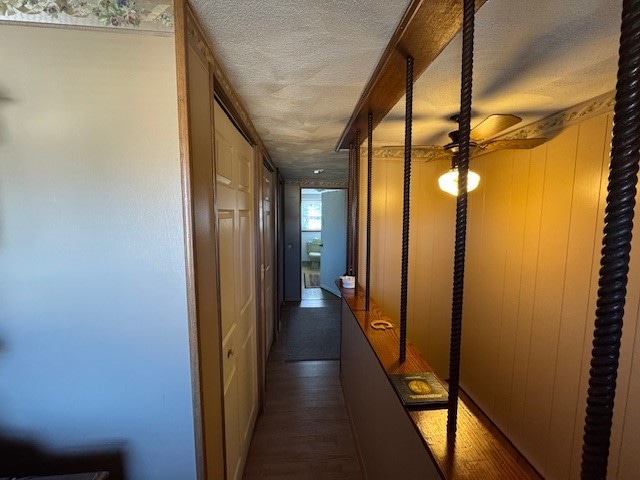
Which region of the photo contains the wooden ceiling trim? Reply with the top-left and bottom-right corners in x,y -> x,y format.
336,0 -> 488,150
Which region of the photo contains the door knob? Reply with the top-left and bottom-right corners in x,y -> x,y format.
227,348 -> 235,358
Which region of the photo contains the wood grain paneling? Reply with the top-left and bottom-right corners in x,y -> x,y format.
371,159 -> 389,305
356,152 -> 370,292
424,162 -> 456,378
506,144 -> 546,451
545,114 -> 607,479
616,296 -> 640,479
521,127 -> 578,475
569,114 -> 612,478
361,110 -> 640,478
462,152 -> 510,417
382,159 -> 404,319
407,159 -> 435,363
493,150 -> 530,435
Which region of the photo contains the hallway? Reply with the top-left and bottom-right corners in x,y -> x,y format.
242,291 -> 363,479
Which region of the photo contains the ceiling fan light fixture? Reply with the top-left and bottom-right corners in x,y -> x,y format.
438,167 -> 480,196
443,141 -> 477,153
444,142 -> 459,153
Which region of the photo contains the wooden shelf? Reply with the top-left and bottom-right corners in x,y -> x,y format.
340,286 -> 541,479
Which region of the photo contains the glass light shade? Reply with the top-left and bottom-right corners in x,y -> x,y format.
438,168 -> 480,196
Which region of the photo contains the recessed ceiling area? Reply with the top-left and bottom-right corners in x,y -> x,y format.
190,0 -> 622,182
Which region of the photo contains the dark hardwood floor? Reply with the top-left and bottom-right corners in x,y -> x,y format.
242,287 -> 364,479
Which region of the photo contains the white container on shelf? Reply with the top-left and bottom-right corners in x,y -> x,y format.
341,276 -> 355,289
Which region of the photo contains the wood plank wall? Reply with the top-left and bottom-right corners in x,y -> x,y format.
358,111 -> 640,479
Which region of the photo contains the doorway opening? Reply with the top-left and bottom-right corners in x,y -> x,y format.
300,188 -> 347,300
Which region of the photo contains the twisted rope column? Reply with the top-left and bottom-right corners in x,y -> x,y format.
366,112 -> 373,311
354,130 -> 361,284
581,0 -> 640,477
399,55 -> 414,363
447,0 -> 475,434
347,142 -> 355,275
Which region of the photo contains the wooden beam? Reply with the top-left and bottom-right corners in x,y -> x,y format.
336,0 -> 488,150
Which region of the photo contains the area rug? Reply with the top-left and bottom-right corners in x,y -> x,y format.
304,272 -> 321,288
285,303 -> 341,361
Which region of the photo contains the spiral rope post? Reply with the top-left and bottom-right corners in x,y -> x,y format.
354,129 -> 361,285
347,142 -> 355,275
581,0 -> 640,477
399,55 -> 414,363
366,112 -> 373,311
349,143 -> 353,271
447,0 -> 475,434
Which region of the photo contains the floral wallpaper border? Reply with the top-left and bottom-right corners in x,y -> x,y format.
284,179 -> 348,188
0,0 -> 173,32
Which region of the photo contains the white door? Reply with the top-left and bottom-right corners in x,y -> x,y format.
215,101 -> 258,480
320,190 -> 347,296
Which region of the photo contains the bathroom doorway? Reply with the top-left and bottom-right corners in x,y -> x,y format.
300,188 -> 346,299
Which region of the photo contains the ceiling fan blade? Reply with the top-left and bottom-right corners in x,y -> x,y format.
470,114 -> 522,142
476,138 -> 547,155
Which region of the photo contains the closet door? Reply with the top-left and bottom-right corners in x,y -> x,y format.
214,100 -> 258,480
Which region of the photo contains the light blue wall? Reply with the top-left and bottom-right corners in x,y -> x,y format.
0,26 -> 196,479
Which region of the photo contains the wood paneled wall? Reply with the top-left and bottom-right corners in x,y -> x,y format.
358,111 -> 640,479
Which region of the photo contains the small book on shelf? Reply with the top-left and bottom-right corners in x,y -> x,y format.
389,372 -> 449,409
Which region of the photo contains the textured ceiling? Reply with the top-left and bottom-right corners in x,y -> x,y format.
190,0 -> 622,182
190,0 -> 410,183
375,0 -> 622,148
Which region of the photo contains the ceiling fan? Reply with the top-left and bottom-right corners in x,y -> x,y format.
412,113 -> 547,162
399,113 -> 547,195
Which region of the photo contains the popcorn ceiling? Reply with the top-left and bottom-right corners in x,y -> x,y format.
190,0 -> 621,181
190,0 -> 410,181
374,0 -> 621,149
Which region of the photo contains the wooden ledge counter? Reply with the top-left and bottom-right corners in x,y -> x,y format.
339,286 -> 541,480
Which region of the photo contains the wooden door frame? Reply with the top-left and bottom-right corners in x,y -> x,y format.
262,159 -> 277,343
174,2 -> 217,478
255,156 -> 277,408
253,148 -> 265,411
276,171 -> 285,329
175,0 -> 276,476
